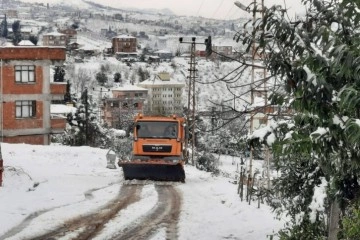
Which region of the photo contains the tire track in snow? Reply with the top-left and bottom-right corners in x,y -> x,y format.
26,184 -> 142,240
114,185 -> 182,240
0,181 -> 121,240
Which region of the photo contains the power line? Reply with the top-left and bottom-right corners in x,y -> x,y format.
196,0 -> 205,16
225,4 -> 236,20
212,0 -> 225,19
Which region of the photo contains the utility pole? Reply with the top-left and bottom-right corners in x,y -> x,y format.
93,87 -> 109,124
81,88 -> 89,145
235,0 -> 268,199
178,36 -> 213,165
179,37 -> 198,165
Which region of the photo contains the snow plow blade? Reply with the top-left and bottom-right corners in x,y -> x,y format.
119,161 -> 185,182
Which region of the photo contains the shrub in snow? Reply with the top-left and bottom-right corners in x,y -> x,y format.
111,137 -> 132,161
195,152 -> 219,175
340,200 -> 360,239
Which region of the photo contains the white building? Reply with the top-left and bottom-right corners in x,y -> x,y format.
138,72 -> 185,115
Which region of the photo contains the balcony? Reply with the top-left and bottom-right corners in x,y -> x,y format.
50,82 -> 67,95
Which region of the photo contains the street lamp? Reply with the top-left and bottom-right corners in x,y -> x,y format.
234,1 -> 250,12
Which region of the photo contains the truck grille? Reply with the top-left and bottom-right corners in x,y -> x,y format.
142,145 -> 172,152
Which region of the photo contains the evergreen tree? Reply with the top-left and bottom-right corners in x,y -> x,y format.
64,89 -> 109,147
137,67 -> 150,82
54,66 -> 65,82
28,35 -> 38,45
12,20 -> 21,45
113,72 -> 121,83
0,14 -> 8,38
236,0 -> 360,238
96,72 -> 107,86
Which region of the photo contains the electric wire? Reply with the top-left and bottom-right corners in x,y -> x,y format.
196,0 -> 205,17
212,0 -> 225,19
224,4 -> 236,20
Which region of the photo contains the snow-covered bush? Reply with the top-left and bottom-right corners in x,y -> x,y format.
111,137 -> 132,161
195,152 -> 219,175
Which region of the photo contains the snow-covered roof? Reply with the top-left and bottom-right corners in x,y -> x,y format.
43,32 -> 66,36
112,85 -> 148,92
154,49 -> 171,54
50,104 -> 76,115
17,40 -> 34,46
113,34 -> 136,39
21,27 -> 32,33
138,74 -> 185,87
115,52 -> 139,55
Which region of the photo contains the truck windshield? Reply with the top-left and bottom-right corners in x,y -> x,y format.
136,121 -> 178,139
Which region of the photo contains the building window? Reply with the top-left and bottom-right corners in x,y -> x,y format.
16,100 -> 36,118
111,102 -> 119,108
15,65 -> 35,83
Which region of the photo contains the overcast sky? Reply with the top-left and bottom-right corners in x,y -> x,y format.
24,0 -> 306,20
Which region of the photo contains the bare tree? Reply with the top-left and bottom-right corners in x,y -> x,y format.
73,68 -> 93,93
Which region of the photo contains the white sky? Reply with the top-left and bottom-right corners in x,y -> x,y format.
22,0 -> 306,20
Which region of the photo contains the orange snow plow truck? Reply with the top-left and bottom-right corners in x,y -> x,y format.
118,114 -> 187,182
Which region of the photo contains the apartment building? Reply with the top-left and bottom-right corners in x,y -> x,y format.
58,28 -> 77,44
112,34 -> 137,59
137,72 -> 185,115
0,46 -> 67,145
1,9 -> 18,18
42,32 -> 67,46
102,85 -> 148,129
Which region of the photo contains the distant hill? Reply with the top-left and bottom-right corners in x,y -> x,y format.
18,0 -> 175,16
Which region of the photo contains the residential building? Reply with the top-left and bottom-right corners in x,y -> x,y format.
7,27 -> 33,40
58,28 -> 77,44
153,50 -> 173,62
0,46 -> 67,145
112,34 -> 137,59
211,45 -> 233,59
20,27 -> 32,40
102,85 -> 148,129
137,72 -> 185,115
1,9 -> 17,18
42,32 -> 67,46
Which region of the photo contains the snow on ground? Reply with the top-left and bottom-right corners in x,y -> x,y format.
0,143 -> 285,240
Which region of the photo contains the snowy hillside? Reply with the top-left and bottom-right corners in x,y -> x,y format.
67,54 -> 251,113
21,0 -> 95,10
19,0 -> 176,16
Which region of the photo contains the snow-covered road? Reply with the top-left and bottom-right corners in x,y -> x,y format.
0,143 -> 285,240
